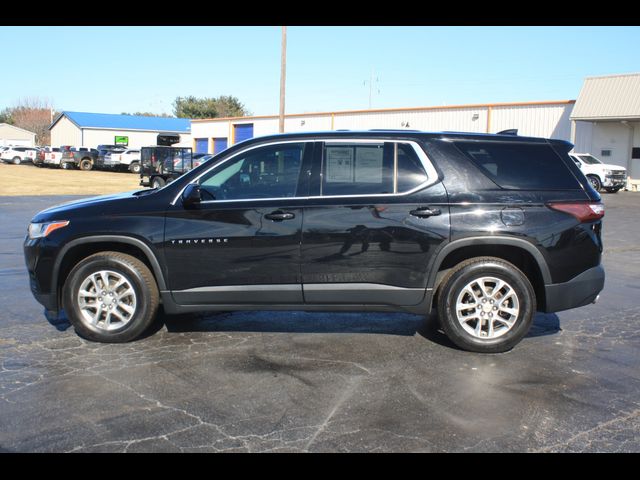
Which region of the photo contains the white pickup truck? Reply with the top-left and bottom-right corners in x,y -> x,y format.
102,148 -> 141,173
569,153 -> 627,193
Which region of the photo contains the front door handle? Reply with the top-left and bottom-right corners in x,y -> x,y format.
265,211 -> 295,221
410,207 -> 442,218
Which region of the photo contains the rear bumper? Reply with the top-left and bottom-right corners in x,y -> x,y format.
543,265 -> 605,313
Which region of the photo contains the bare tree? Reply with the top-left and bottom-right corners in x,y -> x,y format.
10,97 -> 56,146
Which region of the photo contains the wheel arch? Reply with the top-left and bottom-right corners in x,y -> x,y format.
53,235 -> 167,310
427,237 -> 551,311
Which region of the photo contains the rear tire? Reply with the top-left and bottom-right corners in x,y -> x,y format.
12,156 -> 21,165
61,162 -> 73,170
63,252 -> 159,343
436,256 -> 536,353
587,175 -> 602,192
605,187 -> 621,193
79,158 -> 93,171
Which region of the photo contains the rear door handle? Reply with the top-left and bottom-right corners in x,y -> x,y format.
410,207 -> 442,218
265,211 -> 295,221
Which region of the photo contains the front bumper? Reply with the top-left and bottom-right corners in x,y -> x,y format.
603,175 -> 627,188
543,265 -> 605,313
24,237 -> 58,312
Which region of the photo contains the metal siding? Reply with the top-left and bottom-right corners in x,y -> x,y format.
491,104 -> 573,139
0,124 -> 36,146
50,116 -> 82,147
571,74 -> 640,120
191,102 -> 573,143
82,130 -> 159,149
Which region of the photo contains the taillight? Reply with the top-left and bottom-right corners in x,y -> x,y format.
548,202 -> 604,222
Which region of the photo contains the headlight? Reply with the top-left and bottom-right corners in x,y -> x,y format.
604,170 -> 613,175
28,220 -> 70,239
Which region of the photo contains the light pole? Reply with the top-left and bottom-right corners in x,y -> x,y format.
279,26 -> 287,133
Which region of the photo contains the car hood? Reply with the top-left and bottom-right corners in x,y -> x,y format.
600,163 -> 626,171
31,189 -> 153,222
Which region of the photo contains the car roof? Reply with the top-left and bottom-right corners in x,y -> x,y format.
235,129 -> 554,145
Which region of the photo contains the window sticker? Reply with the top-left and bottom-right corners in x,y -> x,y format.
355,147 -> 383,183
326,147 -> 354,183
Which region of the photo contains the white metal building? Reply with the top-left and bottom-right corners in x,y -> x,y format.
0,123 -> 36,147
190,100 -> 575,155
49,111 -> 192,149
571,73 -> 640,189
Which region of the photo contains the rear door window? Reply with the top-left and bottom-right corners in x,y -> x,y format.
453,141 -> 581,190
320,142 -> 429,196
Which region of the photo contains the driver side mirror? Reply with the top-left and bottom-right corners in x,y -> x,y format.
182,183 -> 202,208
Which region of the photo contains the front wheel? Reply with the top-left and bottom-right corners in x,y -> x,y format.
152,177 -> 166,189
63,252 -> 159,343
12,156 -> 22,165
436,257 -> 536,353
129,162 -> 141,174
587,175 -> 602,192
605,187 -> 621,193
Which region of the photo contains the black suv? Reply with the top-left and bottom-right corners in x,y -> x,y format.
23,131 -> 605,353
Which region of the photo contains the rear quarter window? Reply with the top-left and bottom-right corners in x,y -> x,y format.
453,141 -> 581,190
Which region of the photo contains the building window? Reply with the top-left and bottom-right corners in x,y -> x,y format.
601,149 -> 612,157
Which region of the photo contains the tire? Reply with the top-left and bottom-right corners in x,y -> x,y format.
587,175 -> 602,192
61,162 -> 73,170
79,158 -> 93,171
605,187 -> 621,193
436,256 -> 536,353
129,162 -> 141,174
62,251 -> 159,343
152,177 -> 166,189
12,156 -> 21,165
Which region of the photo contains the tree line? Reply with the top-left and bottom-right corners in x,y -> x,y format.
1,95 -> 249,146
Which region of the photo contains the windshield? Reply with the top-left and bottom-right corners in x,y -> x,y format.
578,154 -> 602,165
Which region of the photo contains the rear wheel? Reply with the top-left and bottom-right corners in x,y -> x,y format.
605,187 -> 621,193
79,158 -> 93,171
587,175 -> 602,192
12,156 -> 21,165
436,257 -> 536,353
63,252 -> 159,343
61,162 -> 73,170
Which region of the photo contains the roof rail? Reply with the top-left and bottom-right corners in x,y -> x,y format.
368,129 -> 421,132
497,129 -> 518,136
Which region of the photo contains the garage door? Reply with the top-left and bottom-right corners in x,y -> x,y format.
213,138 -> 228,154
195,138 -> 208,153
233,124 -> 253,144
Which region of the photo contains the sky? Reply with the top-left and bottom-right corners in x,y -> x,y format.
1,26 -> 639,117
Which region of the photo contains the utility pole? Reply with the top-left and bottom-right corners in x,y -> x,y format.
365,69 -> 379,109
279,26 -> 287,133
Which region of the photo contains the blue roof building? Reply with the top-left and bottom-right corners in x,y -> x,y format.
49,111 -> 191,149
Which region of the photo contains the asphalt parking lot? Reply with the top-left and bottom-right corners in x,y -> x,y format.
0,193 -> 639,452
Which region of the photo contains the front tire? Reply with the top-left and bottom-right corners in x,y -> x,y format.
129,162 -> 141,174
152,177 -> 166,189
12,156 -> 22,165
605,187 -> 621,193
587,175 -> 602,192
437,257 -> 536,353
63,252 -> 159,343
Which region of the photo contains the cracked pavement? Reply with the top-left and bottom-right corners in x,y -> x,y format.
1,194 -> 639,452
